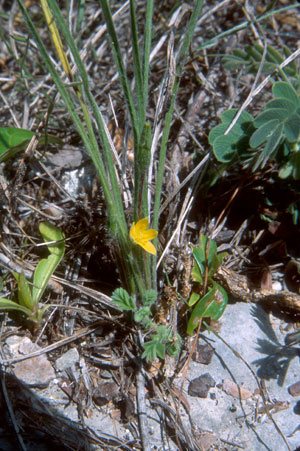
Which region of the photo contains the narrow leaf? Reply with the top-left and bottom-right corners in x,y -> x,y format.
32,222 -> 65,304
0,298 -> 33,316
17,272 -> 33,310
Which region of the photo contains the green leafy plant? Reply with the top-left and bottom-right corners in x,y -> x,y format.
187,234 -> 228,335
0,222 -> 65,326
209,81 -> 300,179
222,43 -> 297,77
250,81 -> 300,172
111,287 -> 181,361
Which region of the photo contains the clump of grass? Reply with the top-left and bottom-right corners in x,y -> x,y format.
14,0 -> 204,359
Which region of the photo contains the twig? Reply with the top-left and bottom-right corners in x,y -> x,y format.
136,368 -> 151,451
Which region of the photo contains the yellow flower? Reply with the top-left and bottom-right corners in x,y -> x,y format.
130,217 -> 158,255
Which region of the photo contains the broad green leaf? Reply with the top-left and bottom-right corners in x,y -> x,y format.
0,127 -> 34,152
265,98 -> 296,112
254,108 -> 290,128
213,134 -> 239,163
209,122 -> 241,147
187,287 -> 216,335
209,109 -> 253,144
272,82 -> 299,107
33,255 -> 59,305
250,119 -> 280,148
191,236 -> 213,281
0,127 -> 63,163
191,237 -> 225,283
187,282 -> 228,335
284,113 -> 300,142
209,282 -> 228,320
279,161 -> 293,179
209,109 -> 254,163
32,222 -> 65,304
263,122 -> 284,162
39,221 -> 65,257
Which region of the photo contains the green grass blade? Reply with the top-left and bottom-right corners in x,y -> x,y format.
153,0 -> 204,232
16,0 -> 127,237
99,0 -> 138,140
45,0 -> 128,239
129,0 -> 144,127
142,0 -> 154,118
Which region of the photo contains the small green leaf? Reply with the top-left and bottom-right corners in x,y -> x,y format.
250,119 -> 280,148
209,283 -> 228,320
279,161 -> 293,179
254,108 -> 289,128
143,289 -> 157,306
155,342 -> 166,359
265,45 -> 285,64
282,152 -> 300,179
254,122 -> 284,170
111,287 -> 136,311
188,291 -> 201,307
134,306 -> 152,324
142,341 -> 158,361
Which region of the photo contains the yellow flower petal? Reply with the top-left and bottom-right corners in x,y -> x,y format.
139,240 -> 157,255
130,218 -> 158,255
140,229 -> 158,241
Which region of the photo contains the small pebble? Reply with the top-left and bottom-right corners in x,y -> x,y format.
288,380 -> 300,397
188,373 -> 215,398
